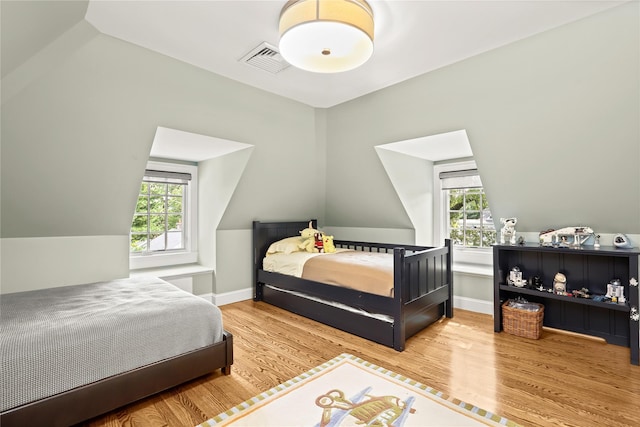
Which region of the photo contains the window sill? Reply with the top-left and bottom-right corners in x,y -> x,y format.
452,247 -> 493,277
129,263 -> 213,281
129,251 -> 198,270
453,246 -> 492,263
453,262 -> 493,277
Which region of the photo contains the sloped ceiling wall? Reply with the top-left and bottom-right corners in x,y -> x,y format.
326,2 -> 639,235
0,0 -> 89,77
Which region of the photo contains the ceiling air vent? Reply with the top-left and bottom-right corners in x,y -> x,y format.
240,42 -> 290,74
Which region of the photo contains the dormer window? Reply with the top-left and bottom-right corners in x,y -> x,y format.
129,161 -> 198,269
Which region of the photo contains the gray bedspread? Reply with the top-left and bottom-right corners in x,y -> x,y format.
0,277 -> 224,412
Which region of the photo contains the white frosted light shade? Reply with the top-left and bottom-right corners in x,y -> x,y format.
279,0 -> 374,73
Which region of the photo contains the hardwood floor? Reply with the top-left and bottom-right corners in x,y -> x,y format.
85,300 -> 640,427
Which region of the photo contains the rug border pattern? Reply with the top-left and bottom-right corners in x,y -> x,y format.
201,353 -> 518,426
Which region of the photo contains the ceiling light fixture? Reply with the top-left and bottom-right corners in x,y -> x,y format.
278,0 -> 374,73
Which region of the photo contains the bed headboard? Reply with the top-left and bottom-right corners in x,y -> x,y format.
252,220 -> 316,298
252,220 -> 316,266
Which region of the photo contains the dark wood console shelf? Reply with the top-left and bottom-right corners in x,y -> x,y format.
497,284 -> 631,312
493,243 -> 639,365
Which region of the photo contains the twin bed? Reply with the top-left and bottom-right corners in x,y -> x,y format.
253,220 -> 454,351
0,277 -> 233,427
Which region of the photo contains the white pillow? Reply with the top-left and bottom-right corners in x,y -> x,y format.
266,236 -> 304,255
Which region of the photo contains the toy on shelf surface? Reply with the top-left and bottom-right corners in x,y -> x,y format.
613,233 -> 633,249
500,217 -> 517,245
539,226 -> 594,247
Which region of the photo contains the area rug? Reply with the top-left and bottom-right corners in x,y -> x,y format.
199,353 -> 519,426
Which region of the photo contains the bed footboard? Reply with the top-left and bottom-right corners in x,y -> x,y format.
393,239 -> 453,350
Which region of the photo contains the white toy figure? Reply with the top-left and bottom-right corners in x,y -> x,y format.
500,217 -> 517,245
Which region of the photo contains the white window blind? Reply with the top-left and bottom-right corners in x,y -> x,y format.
143,169 -> 192,184
439,169 -> 482,189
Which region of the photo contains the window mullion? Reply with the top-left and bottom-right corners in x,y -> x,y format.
146,184 -> 151,255
181,185 -> 186,249
162,192 -> 166,252
462,189 -> 467,247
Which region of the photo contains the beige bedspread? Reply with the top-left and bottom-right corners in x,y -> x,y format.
301,251 -> 394,297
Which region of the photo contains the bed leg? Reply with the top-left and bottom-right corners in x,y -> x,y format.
254,283 -> 264,301
444,298 -> 453,319
222,331 -> 233,375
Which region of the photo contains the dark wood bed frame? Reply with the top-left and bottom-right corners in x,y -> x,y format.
253,220 -> 453,351
0,331 -> 233,427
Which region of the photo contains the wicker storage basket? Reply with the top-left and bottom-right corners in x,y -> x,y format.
502,300 -> 544,339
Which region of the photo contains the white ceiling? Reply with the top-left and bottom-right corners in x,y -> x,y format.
85,0 -> 627,108
151,127 -> 253,162
377,129 -> 473,161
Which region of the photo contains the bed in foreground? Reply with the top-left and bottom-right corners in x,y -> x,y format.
253,220 -> 453,351
0,277 -> 233,427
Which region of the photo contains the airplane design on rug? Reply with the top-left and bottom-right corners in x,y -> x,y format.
315,387 -> 416,426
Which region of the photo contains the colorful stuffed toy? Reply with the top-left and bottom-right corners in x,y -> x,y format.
314,232 -> 324,253
299,221 -> 337,253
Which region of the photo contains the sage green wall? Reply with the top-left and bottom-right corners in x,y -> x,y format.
325,2 -> 640,235
0,8 -> 322,292
0,0 -> 89,77
2,31 -> 321,238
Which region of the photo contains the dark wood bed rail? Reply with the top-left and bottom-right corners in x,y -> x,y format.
334,240 -> 435,253
0,332 -> 233,427
253,220 -> 453,352
258,269 -> 396,316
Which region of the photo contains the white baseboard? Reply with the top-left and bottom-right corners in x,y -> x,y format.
198,287 -> 253,306
454,295 -> 494,315
197,293 -> 215,303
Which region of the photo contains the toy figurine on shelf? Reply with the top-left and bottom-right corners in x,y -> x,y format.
539,226 -> 594,247
606,279 -> 625,304
572,288 -> 591,299
614,234 -> 633,248
528,276 -> 543,289
507,266 -> 525,287
553,273 -> 567,294
500,217 -> 517,245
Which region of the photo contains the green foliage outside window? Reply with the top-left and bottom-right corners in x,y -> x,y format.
130,182 -> 184,253
448,188 -> 496,248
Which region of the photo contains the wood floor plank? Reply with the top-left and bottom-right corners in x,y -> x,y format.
84,300 -> 640,427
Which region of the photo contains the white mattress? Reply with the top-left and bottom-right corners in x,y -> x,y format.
0,277 -> 224,412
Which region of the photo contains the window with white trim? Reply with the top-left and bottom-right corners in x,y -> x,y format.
130,161 -> 198,269
441,169 -> 496,248
434,161 -> 495,270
